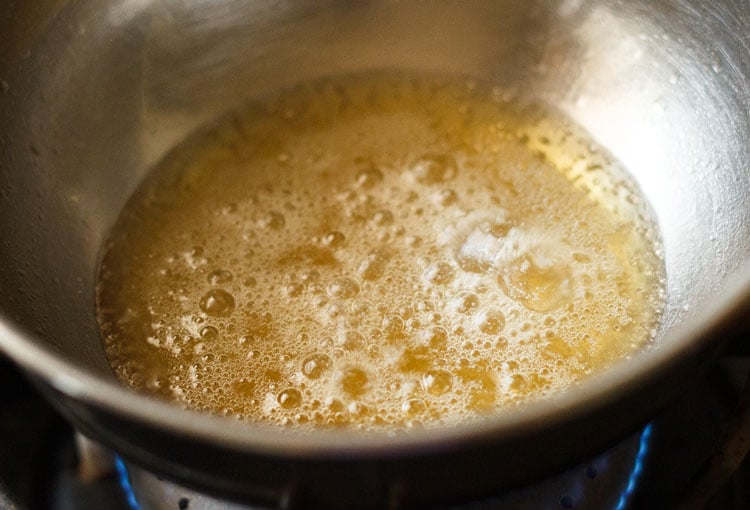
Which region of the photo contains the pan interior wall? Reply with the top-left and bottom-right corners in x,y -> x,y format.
0,0 -> 747,377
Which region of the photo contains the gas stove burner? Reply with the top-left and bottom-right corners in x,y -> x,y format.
2,358 -> 749,509
115,424 -> 652,510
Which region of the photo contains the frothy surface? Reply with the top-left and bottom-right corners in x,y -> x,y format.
97,75 -> 664,430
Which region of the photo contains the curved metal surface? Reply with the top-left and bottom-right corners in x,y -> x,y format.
0,0 -> 748,507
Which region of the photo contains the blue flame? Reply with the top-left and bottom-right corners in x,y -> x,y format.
614,422 -> 653,510
115,456 -> 141,510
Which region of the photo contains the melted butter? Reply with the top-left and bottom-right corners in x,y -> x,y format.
96,74 -> 665,430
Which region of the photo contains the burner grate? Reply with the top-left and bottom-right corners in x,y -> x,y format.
1,358 -> 748,509
116,423 -> 653,510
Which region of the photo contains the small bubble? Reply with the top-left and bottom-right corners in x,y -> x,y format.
277,388 -> 302,409
424,261 -> 455,285
207,269 -> 233,286
423,326 -> 448,349
401,398 -> 426,416
371,209 -> 394,226
348,401 -> 369,416
410,153 -> 458,184
221,203 -> 237,215
328,278 -> 360,299
300,270 -> 320,282
398,346 -> 431,372
302,353 -> 332,379
478,310 -> 505,334
199,289 -> 235,317
480,219 -> 512,238
416,300 -> 434,312
308,282 -> 325,295
199,325 -> 219,340
295,413 -> 309,424
453,292 -> 479,314
433,189 -> 458,207
341,330 -> 365,351
382,314 -> 405,340
355,164 -> 384,189
326,398 -> 345,413
422,370 -> 452,395
322,231 -> 346,248
405,235 -> 423,248
265,368 -> 283,382
259,211 -> 285,230
327,303 -> 345,318
509,373 -> 528,392
499,252 -> 572,312
357,251 -> 388,281
340,367 -> 369,397
350,299 -> 373,316
406,317 -> 421,330
284,282 -> 305,297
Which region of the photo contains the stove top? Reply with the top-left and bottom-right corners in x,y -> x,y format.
1,356 -> 748,510
118,423 -> 648,509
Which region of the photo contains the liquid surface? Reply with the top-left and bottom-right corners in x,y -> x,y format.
97,75 -> 664,430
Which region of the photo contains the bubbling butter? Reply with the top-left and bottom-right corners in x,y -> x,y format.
96,74 -> 664,430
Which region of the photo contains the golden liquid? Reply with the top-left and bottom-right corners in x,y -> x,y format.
97,74 -> 664,430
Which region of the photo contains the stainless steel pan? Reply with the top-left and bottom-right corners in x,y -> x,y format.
0,0 -> 748,507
